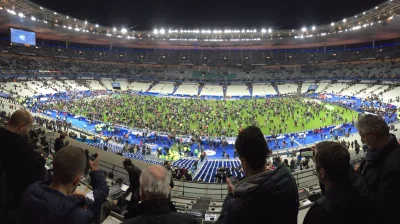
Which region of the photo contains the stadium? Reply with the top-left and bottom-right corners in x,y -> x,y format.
0,0 -> 400,223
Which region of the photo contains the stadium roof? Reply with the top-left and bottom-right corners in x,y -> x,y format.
0,0 -> 400,49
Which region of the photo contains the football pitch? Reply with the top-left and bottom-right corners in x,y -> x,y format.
63,95 -> 359,136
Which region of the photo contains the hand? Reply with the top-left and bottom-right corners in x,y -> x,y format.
310,145 -> 316,153
354,164 -> 360,172
88,153 -> 100,171
226,177 -> 235,195
72,189 -> 86,197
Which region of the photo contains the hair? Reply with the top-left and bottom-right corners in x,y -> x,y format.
140,165 -> 171,199
315,141 -> 350,183
356,114 -> 389,137
163,161 -> 170,166
123,158 -> 133,167
9,109 -> 32,127
235,126 -> 271,169
52,146 -> 87,185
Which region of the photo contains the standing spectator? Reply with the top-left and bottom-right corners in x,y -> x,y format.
355,114 -> 400,223
54,133 -> 66,153
123,165 -> 196,224
122,158 -> 142,201
217,126 -> 299,224
0,109 -> 45,224
303,141 -> 373,224
19,146 -> 109,224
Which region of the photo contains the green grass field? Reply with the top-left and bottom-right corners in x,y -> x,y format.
61,95 -> 359,136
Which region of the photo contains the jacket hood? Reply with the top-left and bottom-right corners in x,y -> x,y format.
234,164 -> 298,204
20,181 -> 85,224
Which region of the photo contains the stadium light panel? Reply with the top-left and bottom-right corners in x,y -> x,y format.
40,7 -> 43,9
31,16 -> 36,21
261,29 -> 266,33
331,22 -> 335,26
121,28 -> 127,34
312,26 -> 316,30
343,19 -> 347,23
113,27 -> 117,32
159,28 -> 165,34
375,6 -> 378,9
66,16 -> 69,19
95,24 -> 99,27
363,12 -> 366,15
301,27 -> 306,32
153,29 -> 159,34
18,12 -> 24,17
85,21 -> 88,24
268,28 -> 272,33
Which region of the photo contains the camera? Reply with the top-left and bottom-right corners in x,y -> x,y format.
90,153 -> 98,161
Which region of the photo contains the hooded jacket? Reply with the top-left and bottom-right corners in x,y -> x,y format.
0,127 -> 45,210
217,164 -> 299,224
19,170 -> 109,224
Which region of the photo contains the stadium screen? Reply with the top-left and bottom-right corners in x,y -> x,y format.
10,28 -> 36,46
112,82 -> 121,89
307,84 -> 319,92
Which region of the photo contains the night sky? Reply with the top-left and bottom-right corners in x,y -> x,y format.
32,0 -> 385,30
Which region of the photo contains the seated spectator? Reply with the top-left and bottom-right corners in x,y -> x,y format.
217,126 -> 299,224
355,114 -> 400,223
303,141 -> 373,224
0,109 -> 45,224
123,165 -> 196,224
19,146 -> 109,224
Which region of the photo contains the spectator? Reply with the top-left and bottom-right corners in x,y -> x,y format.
303,141 -> 373,224
164,161 -> 175,191
122,158 -> 142,201
19,146 -> 109,224
54,133 -> 66,153
355,114 -> 400,223
217,126 -> 299,224
0,109 -> 45,224
123,165 -> 196,224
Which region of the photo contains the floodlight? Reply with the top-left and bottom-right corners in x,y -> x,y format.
268,28 -> 272,33
343,19 -> 347,23
113,27 -> 116,32
31,16 -> 36,21
261,29 -> 266,33
66,16 -> 69,19
301,27 -> 306,32
312,26 -> 316,30
159,28 -> 165,34
153,29 -> 159,34
375,6 -> 378,9
40,7 -> 43,9
54,12 -> 57,15
331,22 -> 335,26
85,21 -> 88,24
95,24 -> 99,27
18,12 -> 24,17
121,28 -> 127,34
363,12 -> 366,15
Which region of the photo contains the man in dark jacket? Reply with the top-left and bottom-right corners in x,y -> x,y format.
355,114 -> 400,223
0,109 -> 45,224
19,146 -> 109,224
122,158 -> 142,201
303,141 -> 374,224
217,126 -> 299,224
124,165 -> 195,224
54,133 -> 66,153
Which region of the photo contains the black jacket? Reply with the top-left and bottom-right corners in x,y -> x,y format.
356,134 -> 400,223
19,170 -> 109,224
54,137 -> 64,153
303,169 -> 374,224
0,127 -> 45,210
123,198 -> 196,224
217,164 -> 299,224
126,165 -> 142,196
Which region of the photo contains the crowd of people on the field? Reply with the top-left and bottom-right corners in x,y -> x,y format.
1,104 -> 400,224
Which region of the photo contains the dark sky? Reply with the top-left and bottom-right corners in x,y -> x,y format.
32,0 -> 384,30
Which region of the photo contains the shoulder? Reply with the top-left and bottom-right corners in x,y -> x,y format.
303,200 -> 328,224
64,207 -> 92,224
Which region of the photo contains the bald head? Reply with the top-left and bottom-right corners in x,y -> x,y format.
8,109 -> 33,137
139,165 -> 171,200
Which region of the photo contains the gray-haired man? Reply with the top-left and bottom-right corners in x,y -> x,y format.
355,114 -> 400,223
124,165 -> 195,224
